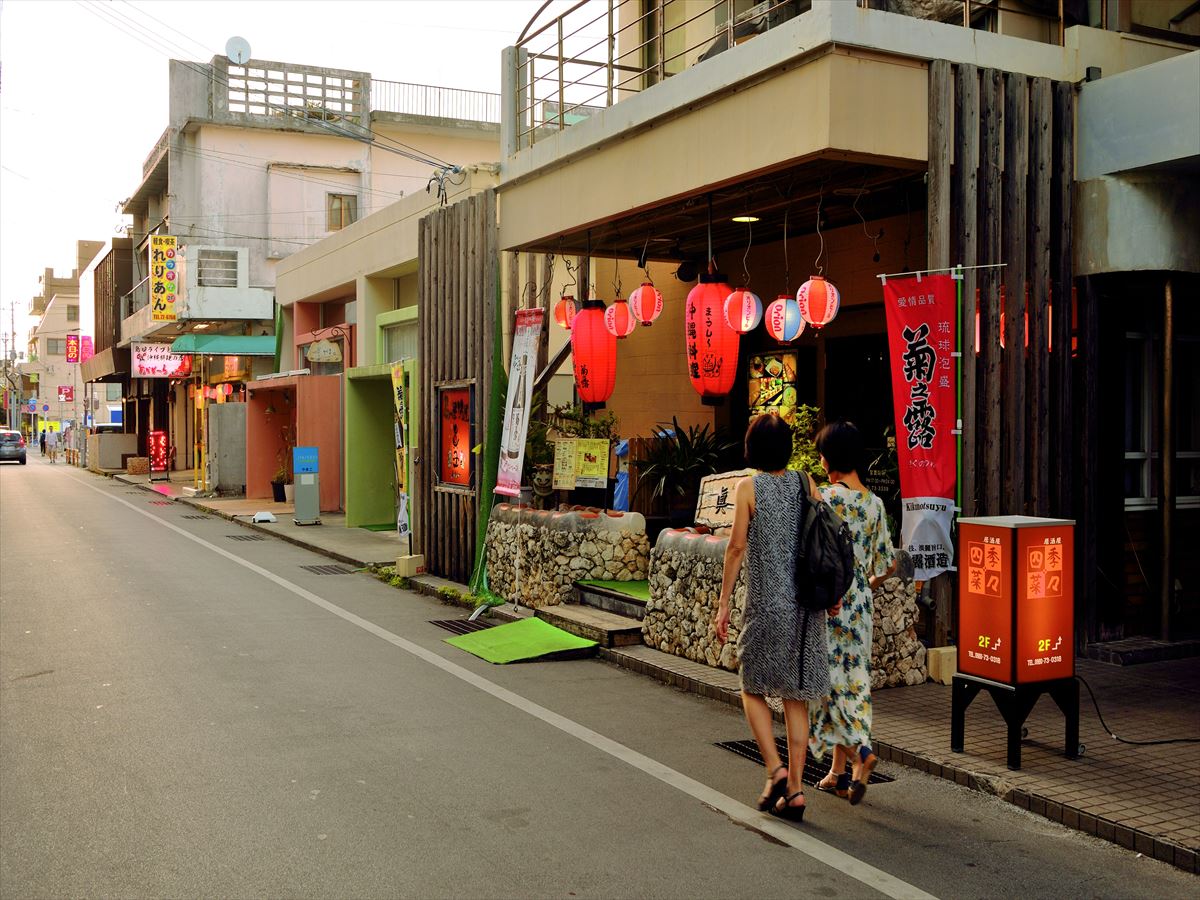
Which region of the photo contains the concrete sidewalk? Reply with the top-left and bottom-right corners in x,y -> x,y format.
112,471 -> 1199,873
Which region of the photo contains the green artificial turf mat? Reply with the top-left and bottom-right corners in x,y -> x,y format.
576,579 -> 650,602
444,617 -> 597,664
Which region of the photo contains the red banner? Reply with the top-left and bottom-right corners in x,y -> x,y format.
883,273 -> 958,579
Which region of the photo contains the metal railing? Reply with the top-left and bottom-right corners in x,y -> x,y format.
371,79 -> 501,123
120,277 -> 150,321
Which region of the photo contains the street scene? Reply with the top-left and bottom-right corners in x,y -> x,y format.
1,1 -> 1198,897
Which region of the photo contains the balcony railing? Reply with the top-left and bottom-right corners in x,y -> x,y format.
121,277 -> 150,321
371,79 -> 501,123
143,127 -> 173,177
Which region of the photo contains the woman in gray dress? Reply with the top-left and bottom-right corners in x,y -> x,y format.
714,413 -> 835,822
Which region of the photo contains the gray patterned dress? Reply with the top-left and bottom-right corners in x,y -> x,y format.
737,471 -> 831,701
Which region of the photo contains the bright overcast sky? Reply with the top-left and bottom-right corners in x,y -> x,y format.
0,0 -> 546,346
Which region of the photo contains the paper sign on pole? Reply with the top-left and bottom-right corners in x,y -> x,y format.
883,273 -> 958,581
495,308 -> 544,497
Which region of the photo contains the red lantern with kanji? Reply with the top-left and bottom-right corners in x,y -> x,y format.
797,275 -> 841,330
554,295 -> 577,330
571,299 -> 617,406
765,294 -> 805,343
604,296 -> 637,338
684,274 -> 739,400
724,288 -> 762,334
628,282 -> 663,326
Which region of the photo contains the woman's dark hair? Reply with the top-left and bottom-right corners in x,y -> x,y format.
744,413 -> 793,472
815,420 -> 864,475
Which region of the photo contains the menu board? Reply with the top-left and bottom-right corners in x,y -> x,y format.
748,352 -> 799,425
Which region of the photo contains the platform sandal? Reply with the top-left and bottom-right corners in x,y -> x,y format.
774,790 -> 806,822
848,746 -> 878,806
817,772 -> 851,799
756,764 -> 789,812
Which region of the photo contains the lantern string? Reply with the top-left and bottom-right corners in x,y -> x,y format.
562,257 -> 577,296
741,219 -> 753,288
814,181 -> 826,276
539,252 -> 556,307
706,193 -> 714,272
782,208 -> 790,295
639,234 -> 653,283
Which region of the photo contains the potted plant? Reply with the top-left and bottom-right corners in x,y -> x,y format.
633,416 -> 738,527
272,424 -> 295,503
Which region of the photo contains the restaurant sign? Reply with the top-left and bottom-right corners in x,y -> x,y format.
132,343 -> 193,378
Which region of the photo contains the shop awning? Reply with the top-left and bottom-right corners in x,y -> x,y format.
170,335 -> 276,356
81,347 -> 130,383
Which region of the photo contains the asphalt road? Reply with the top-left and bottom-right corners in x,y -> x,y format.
1,455 -> 1195,899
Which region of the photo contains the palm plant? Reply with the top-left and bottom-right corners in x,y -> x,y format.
634,417 -> 739,521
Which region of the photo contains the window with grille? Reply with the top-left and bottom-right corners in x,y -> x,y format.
327,193 -> 358,231
46,338 -> 66,356
384,320 -> 418,363
66,305 -> 79,322
197,249 -> 239,287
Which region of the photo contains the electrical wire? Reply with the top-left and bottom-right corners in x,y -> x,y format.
1077,675 -> 1200,746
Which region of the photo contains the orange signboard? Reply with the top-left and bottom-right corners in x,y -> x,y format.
438,386 -> 472,487
958,516 -> 1074,684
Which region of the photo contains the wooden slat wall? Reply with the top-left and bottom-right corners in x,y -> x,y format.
416,189 -> 498,584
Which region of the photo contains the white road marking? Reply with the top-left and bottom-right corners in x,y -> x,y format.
75,473 -> 936,900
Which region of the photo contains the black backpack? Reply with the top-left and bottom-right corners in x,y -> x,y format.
793,472 -> 856,611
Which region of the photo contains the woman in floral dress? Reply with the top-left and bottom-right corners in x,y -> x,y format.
809,421 -> 896,806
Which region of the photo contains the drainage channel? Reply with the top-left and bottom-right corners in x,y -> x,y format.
299,564 -> 357,575
429,619 -> 496,636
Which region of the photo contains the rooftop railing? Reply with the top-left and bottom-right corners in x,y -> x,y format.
371,79 -> 501,124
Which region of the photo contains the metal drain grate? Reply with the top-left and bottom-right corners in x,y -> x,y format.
181,514 -> 209,520
148,500 -> 172,506
226,533 -> 267,542
429,618 -> 496,636
299,564 -> 356,575
715,739 -> 894,787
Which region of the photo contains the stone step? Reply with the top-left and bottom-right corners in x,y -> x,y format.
574,582 -> 647,620
535,604 -> 644,649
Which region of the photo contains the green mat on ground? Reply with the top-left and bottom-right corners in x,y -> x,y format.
444,618 -> 597,664
576,579 -> 650,602
358,523 -> 396,532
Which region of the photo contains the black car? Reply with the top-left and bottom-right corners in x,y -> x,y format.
0,430 -> 27,464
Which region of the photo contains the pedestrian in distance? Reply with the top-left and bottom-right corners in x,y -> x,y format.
714,412 -> 836,823
45,429 -> 58,464
39,429 -> 46,456
809,421 -> 897,806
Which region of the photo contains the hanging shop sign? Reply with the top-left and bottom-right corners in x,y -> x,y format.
149,235 -> 179,322
552,438 -> 577,490
684,274 -> 739,399
57,386 -> 74,402
306,338 -> 343,364
391,361 -> 411,538
496,308 -> 545,498
883,273 -> 958,581
132,343 -> 193,378
747,352 -> 799,426
65,334 -> 81,364
80,336 -> 94,363
437,385 -> 473,487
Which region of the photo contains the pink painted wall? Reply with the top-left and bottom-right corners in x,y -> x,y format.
296,375 -> 342,512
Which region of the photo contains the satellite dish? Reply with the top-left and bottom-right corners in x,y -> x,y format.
225,36 -> 251,65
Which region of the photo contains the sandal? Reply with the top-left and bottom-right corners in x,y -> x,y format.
756,764 -> 789,812
848,747 -> 878,806
817,773 -> 851,798
774,790 -> 806,822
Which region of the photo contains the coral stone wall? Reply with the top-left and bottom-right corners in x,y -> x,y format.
643,530 -> 928,687
485,505 -> 650,608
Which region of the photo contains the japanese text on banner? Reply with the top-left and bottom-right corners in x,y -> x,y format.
496,308 -> 545,497
149,235 -> 179,323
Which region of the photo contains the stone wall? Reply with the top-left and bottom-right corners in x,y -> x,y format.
643,530 -> 928,688
485,505 -> 650,608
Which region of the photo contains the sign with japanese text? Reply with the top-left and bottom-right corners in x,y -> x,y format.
883,274 -> 958,581
132,343 -> 193,378
553,438 -> 577,490
148,430 -> 169,473
496,308 -> 544,497
958,522 -> 1013,681
80,336 -> 94,363
574,438 -> 609,489
57,385 -> 74,402
1015,523 -> 1074,683
391,361 -> 410,539
438,386 -> 472,487
695,469 -> 754,530
65,334 -> 80,364
149,235 -> 179,322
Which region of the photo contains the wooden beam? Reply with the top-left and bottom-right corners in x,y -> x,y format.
1078,276 -> 1100,650
1002,72 -> 1029,516
1028,77 -> 1053,516
954,63 -> 980,517
978,68 -> 1003,515
1051,80 -> 1075,518
928,60 -> 953,271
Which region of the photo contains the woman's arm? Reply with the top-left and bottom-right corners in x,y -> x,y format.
714,477 -> 753,644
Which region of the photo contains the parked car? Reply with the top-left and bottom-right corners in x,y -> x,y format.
0,430 -> 27,465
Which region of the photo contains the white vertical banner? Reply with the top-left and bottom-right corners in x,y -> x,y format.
495,308 -> 544,497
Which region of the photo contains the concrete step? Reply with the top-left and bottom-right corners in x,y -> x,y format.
535,604 -> 644,649
574,581 -> 647,620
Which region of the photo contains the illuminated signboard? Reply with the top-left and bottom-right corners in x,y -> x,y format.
65,334 -> 80,364
57,385 -> 74,402
958,516 -> 1075,685
132,343 -> 193,378
149,235 -> 179,322
437,385 -> 473,487
148,430 -> 169,473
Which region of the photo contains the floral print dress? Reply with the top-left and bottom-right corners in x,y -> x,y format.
809,484 -> 895,760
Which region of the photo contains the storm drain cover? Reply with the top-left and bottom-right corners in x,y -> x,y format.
226,533 -> 267,542
148,500 -> 172,506
429,619 -> 496,636
181,514 -> 209,520
300,564 -> 356,575
715,738 -> 894,787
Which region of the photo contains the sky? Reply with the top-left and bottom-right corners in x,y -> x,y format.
0,0 -> 546,351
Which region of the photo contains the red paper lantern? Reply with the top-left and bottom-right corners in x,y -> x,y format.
765,294 -> 805,343
724,288 -> 763,334
628,282 -> 663,326
684,274 -> 739,399
796,275 -> 841,330
571,299 -> 617,406
223,383 -> 233,396
604,296 -> 637,338
554,295 -> 577,330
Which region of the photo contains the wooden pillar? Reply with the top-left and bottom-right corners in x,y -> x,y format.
978,69 -> 1003,515
1051,81 -> 1075,519
1161,277 -> 1175,641
928,60 -> 953,270
1002,72 -> 1029,515
954,63 -> 980,517
1027,78 -> 1053,516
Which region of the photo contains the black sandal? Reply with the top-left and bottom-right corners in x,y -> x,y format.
774,790 -> 806,822
848,747 -> 878,806
756,764 -> 789,812
817,772 -> 851,798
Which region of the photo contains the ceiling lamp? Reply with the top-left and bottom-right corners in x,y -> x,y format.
554,295 -> 577,330
571,299 -> 616,407
604,295 -> 637,338
724,288 -> 762,334
765,294 -> 805,344
797,275 -> 841,331
628,282 -> 663,326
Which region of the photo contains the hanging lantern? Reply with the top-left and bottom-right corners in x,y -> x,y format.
571,299 -> 617,407
765,294 -> 805,343
223,383 -> 234,396
684,273 -> 739,400
604,296 -> 637,338
554,295 -> 577,330
796,275 -> 841,330
724,288 -> 763,334
628,282 -> 663,326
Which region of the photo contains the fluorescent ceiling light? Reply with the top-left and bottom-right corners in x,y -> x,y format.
732,215 -> 759,223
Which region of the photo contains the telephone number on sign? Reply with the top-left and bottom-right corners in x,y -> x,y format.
1025,656 -> 1063,666
967,650 -> 1001,664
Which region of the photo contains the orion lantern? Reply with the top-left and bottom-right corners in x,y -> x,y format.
554,295 -> 577,330
604,295 -> 637,338
628,282 -> 663,326
797,275 -> 841,331
765,294 -> 805,343
571,299 -> 617,407
724,288 -> 763,334
684,272 -> 739,400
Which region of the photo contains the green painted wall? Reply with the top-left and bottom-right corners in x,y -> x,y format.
344,376 -> 395,528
